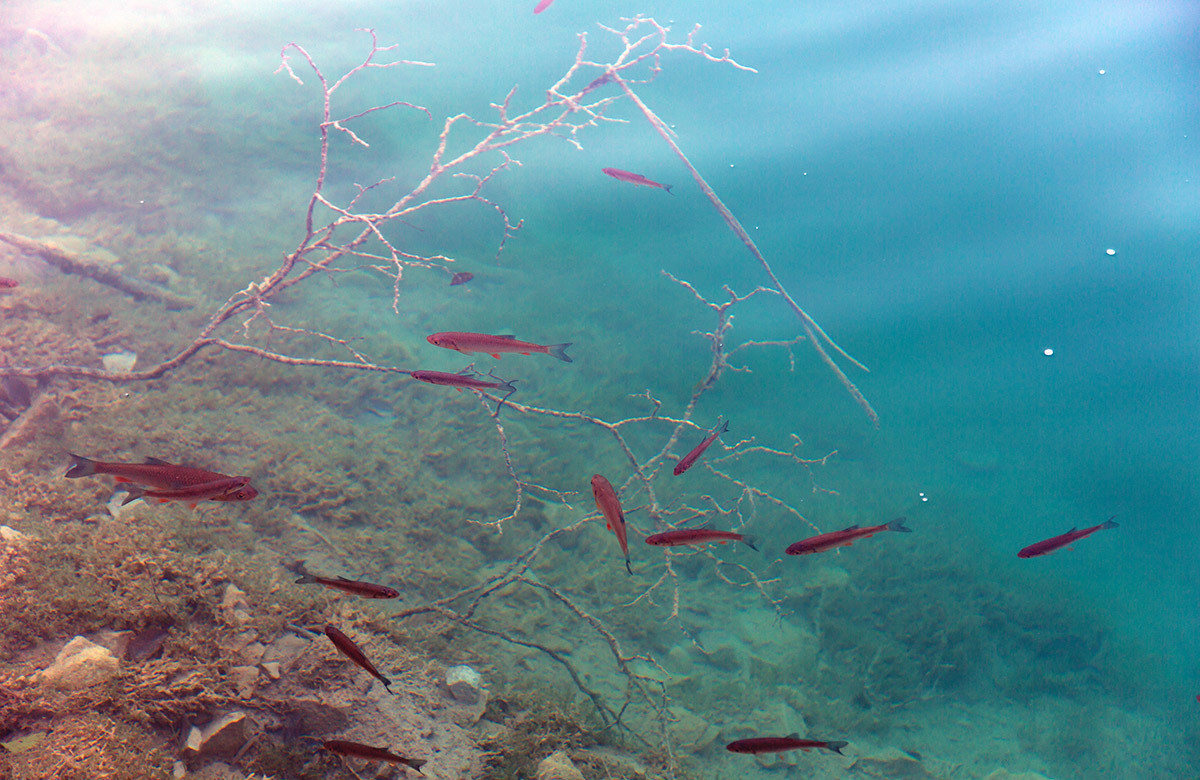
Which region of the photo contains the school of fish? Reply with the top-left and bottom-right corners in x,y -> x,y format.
29,20 -> 1130,772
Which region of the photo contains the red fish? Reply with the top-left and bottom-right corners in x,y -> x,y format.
121,476 -> 256,506
323,740 -> 426,774
726,734 -> 848,755
0,277 -> 17,289
786,517 -> 911,555
410,369 -> 515,393
427,332 -> 572,363
602,167 -> 673,194
449,272 -> 474,286
1018,516 -> 1118,558
645,528 -> 757,550
297,574 -> 400,599
591,474 -> 631,574
673,419 -> 728,476
65,454 -> 249,491
533,0 -> 555,12
324,625 -> 394,694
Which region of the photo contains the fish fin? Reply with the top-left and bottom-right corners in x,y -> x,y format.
786,733 -> 800,739
1067,527 -> 1077,533
625,557 -> 633,576
187,502 -> 198,509
490,353 -> 502,359
407,758 -> 428,772
295,575 -> 318,584
519,352 -> 531,356
64,453 -> 98,479
605,521 -> 612,530
741,535 -> 759,551
887,517 -> 912,533
142,457 -> 172,465
547,343 -> 573,363
825,740 -> 849,755
156,499 -> 169,504
114,476 -> 130,483
841,525 -> 860,532
1101,518 -> 1119,530
664,184 -> 674,194
495,334 -> 517,340
120,486 -> 145,505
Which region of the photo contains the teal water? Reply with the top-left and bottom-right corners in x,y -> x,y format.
2,0 -> 1197,778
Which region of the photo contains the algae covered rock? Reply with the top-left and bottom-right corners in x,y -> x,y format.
536,750 -> 586,780
38,636 -> 120,690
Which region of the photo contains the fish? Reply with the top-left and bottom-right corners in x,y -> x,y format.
409,369 -> 518,414
449,272 -> 474,286
726,734 -> 848,755
120,476 -> 257,506
65,454 -> 244,491
532,0 -> 555,13
673,419 -> 729,476
786,517 -> 911,556
591,474 -> 631,574
645,528 -> 757,550
323,740 -> 427,774
427,332 -> 572,363
0,277 -> 17,289
297,574 -> 401,599
410,369 -> 516,393
1018,516 -> 1118,558
602,167 -> 673,194
324,624 -> 394,694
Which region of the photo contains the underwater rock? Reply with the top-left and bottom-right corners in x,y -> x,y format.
666,705 -> 720,752
100,348 -> 138,374
182,711 -> 248,759
39,636 -> 119,690
535,751 -> 586,780
983,771 -> 1058,780
260,661 -> 281,679
261,632 -> 310,671
849,746 -> 934,779
230,665 -> 258,697
445,664 -> 486,704
0,525 -> 30,546
218,584 -> 252,627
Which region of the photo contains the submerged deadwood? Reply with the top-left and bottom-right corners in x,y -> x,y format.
585,18 -> 879,425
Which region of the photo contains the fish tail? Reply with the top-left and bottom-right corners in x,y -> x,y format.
664,184 -> 674,195
120,485 -> 145,505
295,574 -> 318,584
624,557 -> 633,576
824,740 -> 849,755
64,453 -> 98,479
547,343 -> 573,363
740,534 -> 759,551
887,517 -> 912,533
1101,516 -> 1119,530
407,759 -> 428,773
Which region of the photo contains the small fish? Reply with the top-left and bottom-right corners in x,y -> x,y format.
532,0 -> 555,13
673,419 -> 729,476
1018,516 -> 1118,559
65,454 -> 242,491
410,369 -> 515,393
324,624 -> 394,694
297,574 -> 400,599
449,272 -> 474,286
121,476 -> 256,506
786,517 -> 911,556
0,277 -> 17,289
323,740 -> 426,774
427,332 -> 572,363
645,528 -> 757,550
726,734 -> 848,755
602,167 -> 673,194
591,474 -> 631,575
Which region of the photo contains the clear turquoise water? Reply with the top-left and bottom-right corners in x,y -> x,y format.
6,1 -> 1196,778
